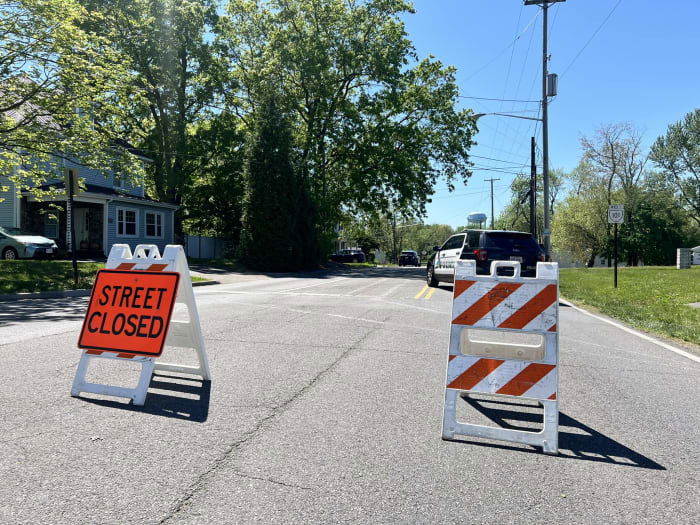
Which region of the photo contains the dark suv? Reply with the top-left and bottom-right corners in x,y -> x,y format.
398,250 -> 420,266
426,229 -> 545,286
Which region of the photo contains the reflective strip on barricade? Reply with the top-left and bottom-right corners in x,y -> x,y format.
442,259 -> 560,454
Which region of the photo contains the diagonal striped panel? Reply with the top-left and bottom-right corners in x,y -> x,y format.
496,363 -> 556,397
498,284 -> 557,329
116,263 -> 136,270
452,282 -> 523,326
447,358 -> 505,391
468,282 -> 547,329
453,279 -> 477,300
146,263 -> 169,271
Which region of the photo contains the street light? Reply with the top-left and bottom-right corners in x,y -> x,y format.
472,112 -> 542,123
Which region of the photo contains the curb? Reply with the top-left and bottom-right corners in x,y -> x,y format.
0,278 -> 220,302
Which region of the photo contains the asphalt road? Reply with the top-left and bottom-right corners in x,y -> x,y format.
1,266 -> 698,524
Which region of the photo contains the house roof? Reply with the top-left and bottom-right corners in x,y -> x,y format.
26,181 -> 178,210
3,86 -> 152,161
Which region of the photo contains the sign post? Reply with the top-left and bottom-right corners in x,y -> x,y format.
608,204 -> 624,288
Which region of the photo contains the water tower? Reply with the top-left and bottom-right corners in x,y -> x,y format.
467,212 -> 487,229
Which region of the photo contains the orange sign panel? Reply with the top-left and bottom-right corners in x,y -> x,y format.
78,269 -> 180,356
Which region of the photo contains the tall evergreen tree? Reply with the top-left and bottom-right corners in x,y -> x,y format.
239,97 -> 313,271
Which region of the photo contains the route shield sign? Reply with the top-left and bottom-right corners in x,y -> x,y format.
78,269 -> 180,356
608,204 -> 624,224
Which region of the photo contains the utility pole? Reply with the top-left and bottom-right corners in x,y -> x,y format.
530,136 -> 537,237
485,178 -> 500,229
525,0 -> 565,259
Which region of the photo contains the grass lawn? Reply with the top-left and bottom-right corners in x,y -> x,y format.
187,257 -> 246,272
0,260 -> 104,293
0,260 -> 210,294
559,266 -> 700,346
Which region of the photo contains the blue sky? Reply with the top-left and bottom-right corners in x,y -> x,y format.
402,0 -> 700,227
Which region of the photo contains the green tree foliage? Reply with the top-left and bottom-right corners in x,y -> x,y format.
650,108 -> 700,227
494,168 -> 564,238
552,190 -> 610,267
81,0 -> 222,211
621,174 -> 691,265
580,123 -> 647,265
181,113 -> 246,245
551,127 -> 699,266
221,0 -> 476,236
239,97 -> 313,271
0,0 -> 138,198
344,213 -> 455,263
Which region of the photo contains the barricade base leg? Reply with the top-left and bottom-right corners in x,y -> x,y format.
442,390 -> 559,454
153,362 -> 209,379
70,352 -> 155,406
153,341 -> 211,380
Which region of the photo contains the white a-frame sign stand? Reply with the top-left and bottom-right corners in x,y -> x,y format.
71,244 -> 211,405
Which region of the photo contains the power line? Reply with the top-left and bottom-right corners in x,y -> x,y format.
461,9 -> 541,83
561,0 -> 623,77
470,154 -> 528,166
458,95 -> 539,103
429,184 -> 511,200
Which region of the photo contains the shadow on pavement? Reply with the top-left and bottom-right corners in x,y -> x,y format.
451,396 -> 665,470
75,373 -> 211,423
0,296 -> 88,326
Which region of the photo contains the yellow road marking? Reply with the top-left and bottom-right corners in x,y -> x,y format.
414,285 -> 428,299
424,288 -> 436,300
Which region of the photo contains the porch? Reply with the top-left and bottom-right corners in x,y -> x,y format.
21,199 -> 106,257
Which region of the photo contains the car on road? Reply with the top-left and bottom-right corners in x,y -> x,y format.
398,250 -> 420,267
0,226 -> 58,260
329,248 -> 366,263
426,229 -> 545,286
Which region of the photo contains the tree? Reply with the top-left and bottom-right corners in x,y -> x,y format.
81,0 -> 223,217
1,0 -> 138,199
650,108 -> 700,227
239,97 -> 311,271
551,190 -> 609,267
221,0 -> 476,240
494,168 -> 564,240
580,124 -> 648,265
343,213 -> 454,263
181,113 -> 246,246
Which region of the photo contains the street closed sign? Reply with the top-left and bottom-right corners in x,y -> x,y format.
78,269 -> 180,356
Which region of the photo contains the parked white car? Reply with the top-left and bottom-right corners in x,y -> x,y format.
0,226 -> 58,259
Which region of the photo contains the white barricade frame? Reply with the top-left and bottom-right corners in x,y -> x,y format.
442,259 -> 560,454
71,244 -> 211,406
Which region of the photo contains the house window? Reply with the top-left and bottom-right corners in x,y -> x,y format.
145,211 -> 163,238
44,214 -> 59,239
117,207 -> 138,237
114,174 -> 127,190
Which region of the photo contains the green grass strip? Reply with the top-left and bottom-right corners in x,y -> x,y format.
560,266 -> 700,346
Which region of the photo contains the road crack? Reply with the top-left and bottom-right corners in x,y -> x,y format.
230,470 -> 312,491
158,326 -> 379,524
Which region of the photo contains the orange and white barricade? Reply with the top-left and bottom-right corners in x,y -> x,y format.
70,244 -> 211,405
442,260 -> 559,454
